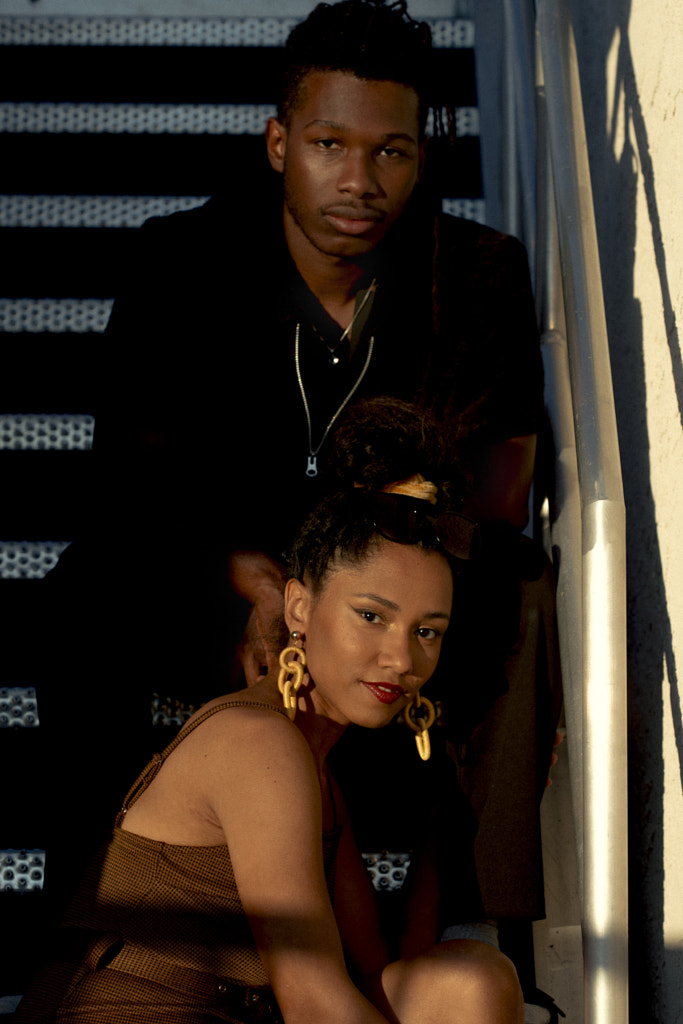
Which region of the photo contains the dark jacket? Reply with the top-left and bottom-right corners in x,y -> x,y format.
98,176 -> 542,555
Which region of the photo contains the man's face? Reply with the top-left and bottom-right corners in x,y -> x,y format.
266,71 -> 425,263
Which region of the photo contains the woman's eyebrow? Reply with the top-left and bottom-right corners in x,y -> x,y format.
353,593 -> 450,621
353,592 -> 399,611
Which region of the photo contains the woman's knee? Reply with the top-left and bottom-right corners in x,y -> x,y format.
438,940 -> 523,1023
384,939 -> 523,1024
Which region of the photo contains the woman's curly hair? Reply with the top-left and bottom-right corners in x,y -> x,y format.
288,396 -> 464,591
326,394 -> 446,490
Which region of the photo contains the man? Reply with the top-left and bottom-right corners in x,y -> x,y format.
55,0 -> 557,1004
97,0 -> 543,672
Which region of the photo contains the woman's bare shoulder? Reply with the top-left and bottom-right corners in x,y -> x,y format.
120,687 -> 315,844
186,692 -> 321,842
179,689 -> 312,769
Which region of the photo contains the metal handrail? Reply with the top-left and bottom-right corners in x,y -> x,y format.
535,66 -> 584,877
536,5 -> 628,1021
476,1 -> 628,1021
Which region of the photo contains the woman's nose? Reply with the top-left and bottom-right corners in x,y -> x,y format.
379,631 -> 414,676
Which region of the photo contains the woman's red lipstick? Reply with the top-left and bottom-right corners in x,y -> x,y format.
362,682 -> 405,705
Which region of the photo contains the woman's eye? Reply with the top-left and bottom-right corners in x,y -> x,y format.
416,627 -> 439,641
355,608 -> 382,624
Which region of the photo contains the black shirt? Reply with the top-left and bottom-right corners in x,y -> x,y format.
98,172 -> 543,558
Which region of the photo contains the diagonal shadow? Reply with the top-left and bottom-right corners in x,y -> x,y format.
582,4 -> 683,1016
615,34 -> 683,801
569,0 -> 683,1013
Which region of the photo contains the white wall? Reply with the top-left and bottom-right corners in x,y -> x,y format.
569,0 -> 683,1019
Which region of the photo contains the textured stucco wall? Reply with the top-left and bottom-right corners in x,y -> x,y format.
568,0 -> 683,1019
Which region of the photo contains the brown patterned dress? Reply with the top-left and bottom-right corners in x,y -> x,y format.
14,700 -> 342,1023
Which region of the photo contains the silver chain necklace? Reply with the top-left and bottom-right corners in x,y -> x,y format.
294,323 -> 375,477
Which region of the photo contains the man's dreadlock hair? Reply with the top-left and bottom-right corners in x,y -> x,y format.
278,0 -> 435,135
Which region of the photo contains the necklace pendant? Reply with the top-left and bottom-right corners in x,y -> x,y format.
306,454 -> 318,477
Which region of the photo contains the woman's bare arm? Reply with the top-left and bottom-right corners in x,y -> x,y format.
197,709 -> 392,1024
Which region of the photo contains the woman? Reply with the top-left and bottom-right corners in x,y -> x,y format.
14,400 -> 523,1024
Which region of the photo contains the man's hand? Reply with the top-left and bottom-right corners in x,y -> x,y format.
229,551 -> 288,685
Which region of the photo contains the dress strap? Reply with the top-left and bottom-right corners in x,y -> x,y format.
116,699 -> 291,825
163,699 -> 290,757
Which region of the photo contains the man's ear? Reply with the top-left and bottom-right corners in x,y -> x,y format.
283,578 -> 312,635
265,117 -> 287,173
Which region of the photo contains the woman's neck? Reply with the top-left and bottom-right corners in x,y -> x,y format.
248,675 -> 347,771
295,701 -> 347,769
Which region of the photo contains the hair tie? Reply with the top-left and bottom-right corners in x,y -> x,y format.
382,474 -> 438,505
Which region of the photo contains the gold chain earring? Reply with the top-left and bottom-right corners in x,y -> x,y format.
278,632 -> 306,721
403,693 -> 436,761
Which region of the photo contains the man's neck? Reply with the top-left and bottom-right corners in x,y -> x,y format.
283,208 -> 375,329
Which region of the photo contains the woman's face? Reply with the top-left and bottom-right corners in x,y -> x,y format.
285,540 -> 452,729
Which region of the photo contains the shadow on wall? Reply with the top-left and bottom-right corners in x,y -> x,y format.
570,0 -> 683,1017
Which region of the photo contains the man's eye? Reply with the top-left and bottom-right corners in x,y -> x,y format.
316,138 -> 341,150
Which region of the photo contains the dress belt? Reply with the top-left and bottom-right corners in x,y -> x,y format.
60,929 -> 283,1021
